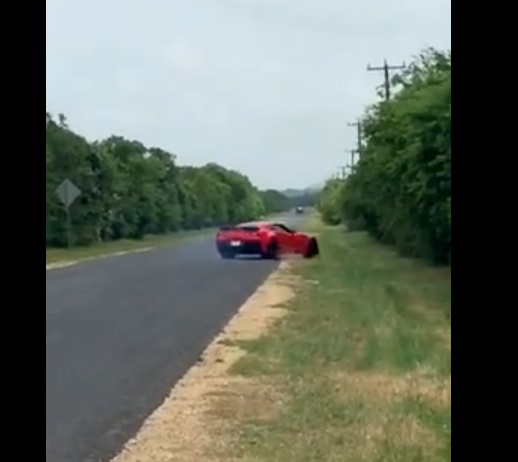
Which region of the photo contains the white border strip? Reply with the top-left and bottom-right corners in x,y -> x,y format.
46,246 -> 154,271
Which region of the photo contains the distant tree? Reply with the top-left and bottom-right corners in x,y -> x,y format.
46,114 -> 270,247
318,47 -> 451,264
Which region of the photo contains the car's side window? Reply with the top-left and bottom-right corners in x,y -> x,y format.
271,224 -> 294,234
270,225 -> 287,233
273,224 -> 293,233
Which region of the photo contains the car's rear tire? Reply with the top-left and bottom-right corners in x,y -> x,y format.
220,252 -> 235,259
262,240 -> 279,260
304,237 -> 319,258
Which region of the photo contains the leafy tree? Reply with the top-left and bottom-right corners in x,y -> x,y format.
319,48 -> 451,264
46,114 -> 274,248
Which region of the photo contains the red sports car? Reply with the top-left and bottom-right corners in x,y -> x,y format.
215,221 -> 320,260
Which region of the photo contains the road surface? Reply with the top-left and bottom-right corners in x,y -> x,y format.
46,213 -> 306,462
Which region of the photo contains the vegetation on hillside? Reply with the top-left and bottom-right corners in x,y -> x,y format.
259,190 -> 292,214
260,188 -> 319,214
281,188 -> 321,208
318,48 -> 451,264
46,113 -> 296,248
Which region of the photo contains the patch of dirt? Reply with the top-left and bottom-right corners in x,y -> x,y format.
207,377 -> 284,424
329,367 -> 449,461
341,413 -> 440,462
331,367 -> 451,410
436,326 -> 451,352
111,261 -> 296,462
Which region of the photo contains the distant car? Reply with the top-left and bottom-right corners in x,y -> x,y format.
215,221 -> 319,260
295,206 -> 304,214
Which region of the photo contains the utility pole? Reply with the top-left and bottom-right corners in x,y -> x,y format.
348,120 -> 363,157
367,59 -> 406,100
344,147 -> 360,167
351,149 -> 358,167
344,149 -> 357,169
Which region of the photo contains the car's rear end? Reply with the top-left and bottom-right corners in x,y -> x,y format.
215,224 -> 265,258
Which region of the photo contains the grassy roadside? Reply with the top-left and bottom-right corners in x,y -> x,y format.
45,228 -> 214,264
223,215 -> 451,461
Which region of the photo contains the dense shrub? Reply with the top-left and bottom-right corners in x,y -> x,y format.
317,179 -> 344,226
319,48 -> 451,264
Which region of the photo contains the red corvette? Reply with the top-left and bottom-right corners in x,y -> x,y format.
215,221 -> 320,260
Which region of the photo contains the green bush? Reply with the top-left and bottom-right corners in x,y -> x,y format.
317,179 -> 344,225
319,48 -> 451,264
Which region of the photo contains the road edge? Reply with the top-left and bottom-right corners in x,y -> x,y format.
111,259 -> 297,462
45,246 -> 155,271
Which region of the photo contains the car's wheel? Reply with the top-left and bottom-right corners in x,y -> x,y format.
262,240 -> 279,260
313,238 -> 320,256
304,237 -> 319,258
220,252 -> 235,259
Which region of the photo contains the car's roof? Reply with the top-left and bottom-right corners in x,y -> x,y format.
236,221 -> 271,228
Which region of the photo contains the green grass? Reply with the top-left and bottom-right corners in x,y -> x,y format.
45,228 -> 214,264
226,216 -> 451,462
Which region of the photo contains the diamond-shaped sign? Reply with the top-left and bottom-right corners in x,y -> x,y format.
56,179 -> 82,208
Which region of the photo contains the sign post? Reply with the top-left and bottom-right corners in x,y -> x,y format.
55,179 -> 82,248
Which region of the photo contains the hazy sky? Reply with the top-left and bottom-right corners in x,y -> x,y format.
46,0 -> 451,189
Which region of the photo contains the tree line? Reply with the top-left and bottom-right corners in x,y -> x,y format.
260,189 -> 319,213
46,113 -> 292,248
318,48 -> 451,264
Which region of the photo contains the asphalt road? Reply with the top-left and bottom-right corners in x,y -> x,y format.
46,213 -> 306,462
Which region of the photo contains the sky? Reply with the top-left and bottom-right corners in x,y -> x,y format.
46,0 -> 451,190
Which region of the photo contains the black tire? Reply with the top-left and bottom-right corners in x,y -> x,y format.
304,237 -> 320,258
262,240 -> 279,260
313,238 -> 320,256
220,252 -> 235,259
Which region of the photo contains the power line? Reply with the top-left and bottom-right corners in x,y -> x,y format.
332,166 -> 347,180
367,59 -> 406,100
